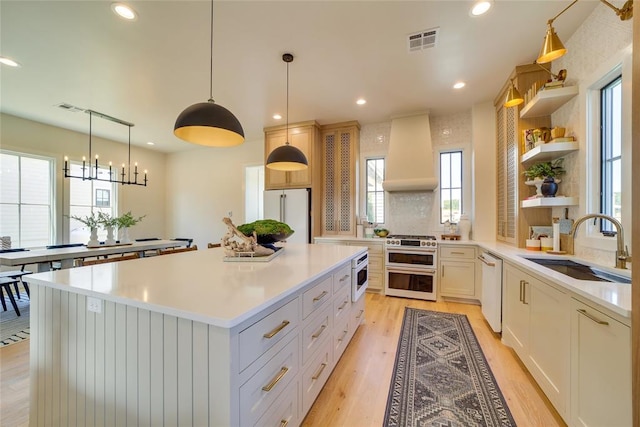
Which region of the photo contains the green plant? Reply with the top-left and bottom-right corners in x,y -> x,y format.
70,212 -> 100,229
237,219 -> 293,236
97,212 -> 118,228
523,158 -> 566,180
116,211 -> 146,228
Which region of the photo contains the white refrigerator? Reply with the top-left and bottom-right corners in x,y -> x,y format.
263,188 -> 311,244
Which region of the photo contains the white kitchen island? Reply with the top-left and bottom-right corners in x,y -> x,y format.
26,243 -> 367,427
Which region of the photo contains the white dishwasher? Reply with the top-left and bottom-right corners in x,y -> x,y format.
478,251 -> 503,333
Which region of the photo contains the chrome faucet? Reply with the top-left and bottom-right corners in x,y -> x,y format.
569,213 -> 631,269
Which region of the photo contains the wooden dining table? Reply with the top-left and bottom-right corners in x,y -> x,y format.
0,240 -> 185,272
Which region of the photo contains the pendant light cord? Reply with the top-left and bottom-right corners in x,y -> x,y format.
208,0 -> 214,102
285,59 -> 289,146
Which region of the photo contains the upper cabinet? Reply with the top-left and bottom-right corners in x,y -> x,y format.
520,86 -> 578,119
320,121 -> 360,236
264,121 -> 321,190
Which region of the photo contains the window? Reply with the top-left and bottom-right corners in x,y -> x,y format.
366,158 -> 385,224
600,76 -> 622,233
95,189 -> 111,207
440,151 -> 462,223
68,162 -> 117,243
0,151 -> 54,248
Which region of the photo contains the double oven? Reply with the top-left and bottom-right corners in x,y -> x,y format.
384,235 -> 437,301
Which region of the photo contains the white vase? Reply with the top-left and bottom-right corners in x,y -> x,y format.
105,226 -> 116,246
458,214 -> 471,241
87,228 -> 100,247
120,227 -> 130,244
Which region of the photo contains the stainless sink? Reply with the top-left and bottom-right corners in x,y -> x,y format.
523,258 -> 631,284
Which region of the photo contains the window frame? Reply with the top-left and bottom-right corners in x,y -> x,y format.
365,157 -> 385,224
439,150 -> 463,224
599,75 -> 622,233
0,149 -> 56,248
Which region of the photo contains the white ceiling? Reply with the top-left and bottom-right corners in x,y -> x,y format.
0,1 -> 599,153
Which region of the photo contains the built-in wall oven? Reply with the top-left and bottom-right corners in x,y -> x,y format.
352,252 -> 369,302
385,235 -> 438,301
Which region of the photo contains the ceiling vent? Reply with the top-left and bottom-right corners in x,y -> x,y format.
55,102 -> 84,113
407,27 -> 439,52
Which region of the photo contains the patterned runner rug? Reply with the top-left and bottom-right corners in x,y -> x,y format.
384,308 -> 516,426
0,291 -> 30,347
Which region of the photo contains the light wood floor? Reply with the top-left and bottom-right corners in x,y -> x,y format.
0,293 -> 565,427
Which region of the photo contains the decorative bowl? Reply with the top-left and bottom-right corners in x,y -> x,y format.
255,231 -> 295,244
374,228 -> 389,237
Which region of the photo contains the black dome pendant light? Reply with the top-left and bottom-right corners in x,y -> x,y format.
174,0 -> 244,147
266,53 -> 308,171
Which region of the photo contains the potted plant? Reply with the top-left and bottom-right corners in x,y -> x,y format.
116,211 -> 145,243
98,212 -> 118,245
523,158 -> 566,197
70,212 -> 101,246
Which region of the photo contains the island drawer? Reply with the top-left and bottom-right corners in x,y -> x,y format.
239,334 -> 299,426
440,246 -> 475,260
253,380 -> 299,427
302,275 -> 333,319
333,312 -> 351,363
333,286 -> 351,322
302,306 -> 331,365
350,296 -> 365,336
301,337 -> 333,415
333,264 -> 352,293
239,297 -> 299,371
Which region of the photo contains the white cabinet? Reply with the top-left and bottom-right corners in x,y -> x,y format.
502,262 -> 570,420
570,298 -> 631,427
439,245 -> 477,300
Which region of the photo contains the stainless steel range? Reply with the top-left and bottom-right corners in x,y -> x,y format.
385,235 -> 437,301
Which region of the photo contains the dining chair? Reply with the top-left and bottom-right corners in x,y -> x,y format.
0,277 -> 22,316
77,252 -> 140,266
0,265 -> 32,299
207,243 -> 221,248
158,245 -> 198,255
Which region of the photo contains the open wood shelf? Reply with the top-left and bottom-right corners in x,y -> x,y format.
520,86 -> 578,119
521,196 -> 578,208
521,141 -> 579,164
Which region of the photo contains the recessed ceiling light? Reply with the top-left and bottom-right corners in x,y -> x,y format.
356,98 -> 367,105
273,114 -> 282,120
111,3 -> 137,21
0,56 -> 20,67
453,82 -> 466,89
470,1 -> 492,16
146,141 -> 155,146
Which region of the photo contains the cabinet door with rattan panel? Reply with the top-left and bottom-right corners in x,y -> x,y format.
321,122 -> 360,236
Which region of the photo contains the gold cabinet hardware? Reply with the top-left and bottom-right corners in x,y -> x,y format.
519,280 -> 524,302
356,309 -> 364,319
442,265 -> 445,277
311,324 -> 327,339
312,362 -> 327,380
577,309 -> 609,325
313,290 -> 328,302
338,300 -> 348,310
337,329 -> 348,342
451,251 -> 465,255
263,320 -> 290,339
339,274 -> 350,282
522,281 -> 529,304
280,420 -> 289,427
261,367 -> 289,392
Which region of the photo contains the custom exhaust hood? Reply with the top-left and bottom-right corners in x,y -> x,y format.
382,113 -> 438,192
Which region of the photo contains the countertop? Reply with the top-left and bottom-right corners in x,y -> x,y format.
26,244 -> 367,328
474,240 -> 631,318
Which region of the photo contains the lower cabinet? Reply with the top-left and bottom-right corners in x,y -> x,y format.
502,262 -> 570,420
570,298 -> 631,427
439,245 -> 478,300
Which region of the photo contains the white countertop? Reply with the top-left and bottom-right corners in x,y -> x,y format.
474,240 -> 631,318
26,244 -> 367,328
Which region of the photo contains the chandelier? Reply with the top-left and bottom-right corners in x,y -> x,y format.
63,109 -> 147,186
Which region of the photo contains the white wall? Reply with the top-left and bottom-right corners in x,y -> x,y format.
550,4 -> 633,262
471,102 -> 496,242
165,138 -> 264,248
0,113 -> 167,243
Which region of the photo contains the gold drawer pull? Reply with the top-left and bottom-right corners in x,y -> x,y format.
450,251 -> 465,255
261,367 -> 289,392
311,324 -> 327,339
338,300 -> 348,310
311,362 -> 327,380
280,420 -> 289,427
356,309 -> 364,319
577,309 -> 609,325
313,290 -> 328,302
263,320 -> 290,339
339,274 -> 350,282
337,329 -> 348,342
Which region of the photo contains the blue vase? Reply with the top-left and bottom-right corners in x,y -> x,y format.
541,177 -> 558,197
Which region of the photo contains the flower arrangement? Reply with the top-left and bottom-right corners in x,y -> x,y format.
116,211 -> 146,229
70,212 -> 100,229
97,212 -> 118,228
